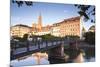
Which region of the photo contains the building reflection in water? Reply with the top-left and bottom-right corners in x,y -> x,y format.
10,52 -> 95,67
32,52 -> 48,64
10,52 -> 49,67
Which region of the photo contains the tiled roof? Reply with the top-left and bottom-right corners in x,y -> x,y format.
53,16 -> 80,25
61,16 -> 80,23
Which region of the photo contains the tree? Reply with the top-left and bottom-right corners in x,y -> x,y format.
41,34 -> 53,40
12,0 -> 33,7
22,34 -> 28,41
84,32 -> 95,45
41,34 -> 61,41
75,5 -> 95,23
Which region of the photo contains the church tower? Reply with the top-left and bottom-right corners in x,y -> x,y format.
38,13 -> 42,32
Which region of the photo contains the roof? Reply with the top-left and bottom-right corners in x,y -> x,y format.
61,16 -> 80,23
12,24 -> 32,28
53,16 -> 80,25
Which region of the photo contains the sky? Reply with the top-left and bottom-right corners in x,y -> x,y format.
11,1 -> 95,31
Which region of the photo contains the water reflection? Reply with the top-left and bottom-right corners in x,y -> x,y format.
32,52 -> 48,64
10,52 -> 49,67
84,57 -> 95,62
10,52 -> 95,67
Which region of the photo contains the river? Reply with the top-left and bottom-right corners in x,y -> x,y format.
10,52 -> 95,67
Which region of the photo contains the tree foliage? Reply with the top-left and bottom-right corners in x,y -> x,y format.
12,0 -> 33,7
41,34 -> 54,40
84,32 -> 95,45
41,34 -> 61,40
22,34 -> 28,41
12,34 -> 29,42
74,4 -> 95,23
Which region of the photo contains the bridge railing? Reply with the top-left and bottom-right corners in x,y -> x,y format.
11,38 -> 80,60
11,39 -> 63,48
11,39 -> 67,54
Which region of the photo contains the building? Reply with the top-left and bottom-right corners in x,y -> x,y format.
51,23 -> 60,37
11,14 -> 86,38
11,24 -> 32,37
35,25 -> 52,36
60,16 -> 81,37
32,13 -> 42,34
32,13 -> 53,36
38,13 -> 42,32
42,25 -> 52,32
32,23 -> 38,34
51,16 -> 85,38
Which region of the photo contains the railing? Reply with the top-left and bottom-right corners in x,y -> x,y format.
11,39 -> 69,60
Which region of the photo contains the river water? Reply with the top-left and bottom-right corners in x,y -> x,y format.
10,52 -> 95,67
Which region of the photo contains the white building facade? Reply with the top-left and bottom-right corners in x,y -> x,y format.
11,24 -> 31,37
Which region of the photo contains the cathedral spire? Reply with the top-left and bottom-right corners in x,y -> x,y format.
38,12 -> 42,32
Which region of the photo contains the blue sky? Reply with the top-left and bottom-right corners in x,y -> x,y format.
11,1 -> 95,30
